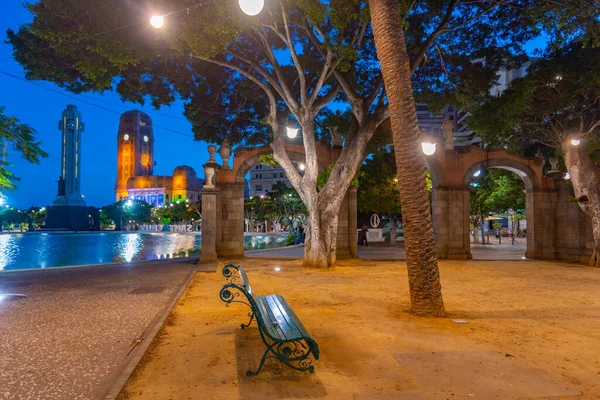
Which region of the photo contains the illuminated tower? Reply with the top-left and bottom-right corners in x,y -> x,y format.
115,110 -> 154,200
54,105 -> 86,206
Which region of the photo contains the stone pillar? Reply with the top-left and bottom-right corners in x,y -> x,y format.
216,182 -> 246,258
553,181 -> 593,263
348,186 -> 358,258
432,187 -> 471,259
199,188 -> 219,265
526,189 -> 557,260
336,190 -> 350,259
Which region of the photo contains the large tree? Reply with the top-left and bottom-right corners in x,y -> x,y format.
8,1 -> 540,271
469,43 -> 600,266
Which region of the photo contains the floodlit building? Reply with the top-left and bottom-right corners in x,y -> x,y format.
114,110 -> 203,205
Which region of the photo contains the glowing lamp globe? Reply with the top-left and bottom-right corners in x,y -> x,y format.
239,0 -> 264,16
299,163 -> 306,171
564,172 -> 571,180
571,139 -> 581,146
150,15 -> 164,28
286,127 -> 299,139
421,142 -> 436,156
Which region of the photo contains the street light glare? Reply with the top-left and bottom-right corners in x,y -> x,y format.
571,139 -> 581,146
421,142 -> 436,156
286,127 -> 299,139
150,15 -> 164,28
239,0 -> 264,16
299,163 -> 306,171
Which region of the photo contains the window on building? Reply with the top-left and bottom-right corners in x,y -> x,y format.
178,194 -> 182,199
279,173 -> 285,178
256,185 -> 262,191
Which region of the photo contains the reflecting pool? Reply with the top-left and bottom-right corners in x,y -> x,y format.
0,232 -> 289,271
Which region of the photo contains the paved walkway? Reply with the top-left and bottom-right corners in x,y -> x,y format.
0,260 -> 197,400
246,238 -> 527,260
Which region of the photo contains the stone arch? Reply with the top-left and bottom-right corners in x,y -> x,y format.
424,155 -> 445,189
461,158 -> 538,191
233,146 -> 328,184
205,141 -> 356,260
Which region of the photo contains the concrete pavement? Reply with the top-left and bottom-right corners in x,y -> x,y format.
0,260 -> 199,400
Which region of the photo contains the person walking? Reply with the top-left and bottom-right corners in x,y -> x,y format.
358,225 -> 369,247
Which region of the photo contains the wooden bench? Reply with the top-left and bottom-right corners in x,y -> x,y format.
219,263 -> 320,377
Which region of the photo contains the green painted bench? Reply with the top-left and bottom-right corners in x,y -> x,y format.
219,263 -> 320,377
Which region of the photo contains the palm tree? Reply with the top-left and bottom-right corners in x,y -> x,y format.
0,106 -> 48,190
368,0 -> 445,317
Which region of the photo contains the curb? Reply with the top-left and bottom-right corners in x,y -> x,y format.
93,264 -> 213,400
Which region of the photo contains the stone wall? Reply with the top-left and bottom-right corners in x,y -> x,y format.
215,182 -> 246,258
432,187 -> 471,259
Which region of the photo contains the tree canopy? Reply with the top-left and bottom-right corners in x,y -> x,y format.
468,44 -> 600,150
0,106 -> 48,190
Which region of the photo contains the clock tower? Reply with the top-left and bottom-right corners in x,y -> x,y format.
115,110 -> 155,200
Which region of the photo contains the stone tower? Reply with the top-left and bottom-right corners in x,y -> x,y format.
115,110 -> 154,200
54,105 -> 86,206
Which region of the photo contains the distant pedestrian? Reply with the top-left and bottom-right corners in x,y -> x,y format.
358,225 -> 369,247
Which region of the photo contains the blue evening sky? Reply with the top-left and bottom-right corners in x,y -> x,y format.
0,0 -> 549,209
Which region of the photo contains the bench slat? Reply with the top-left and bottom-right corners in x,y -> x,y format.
261,295 -> 298,341
272,295 -> 312,339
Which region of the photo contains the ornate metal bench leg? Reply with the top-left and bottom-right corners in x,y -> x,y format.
246,344 -> 276,377
241,312 -> 255,329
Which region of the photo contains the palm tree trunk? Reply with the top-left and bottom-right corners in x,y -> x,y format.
369,0 -> 445,316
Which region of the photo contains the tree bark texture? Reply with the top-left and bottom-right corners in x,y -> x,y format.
271,118 -> 353,268
563,145 -> 600,267
369,0 -> 445,316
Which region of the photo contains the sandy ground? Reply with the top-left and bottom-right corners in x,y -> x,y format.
119,259 -> 600,400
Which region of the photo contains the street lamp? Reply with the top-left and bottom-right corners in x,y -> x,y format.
286,127 -> 299,139
473,170 -> 482,178
150,15 -> 164,28
564,172 -> 571,180
421,142 -> 436,156
571,138 -> 581,146
239,0 -> 264,16
299,163 -> 306,171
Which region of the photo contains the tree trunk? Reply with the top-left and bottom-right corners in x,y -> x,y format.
563,145 -> 600,267
480,214 -> 486,245
303,206 -> 340,268
369,0 -> 445,317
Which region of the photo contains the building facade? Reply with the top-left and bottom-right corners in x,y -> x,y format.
248,162 -> 304,198
114,110 -> 204,205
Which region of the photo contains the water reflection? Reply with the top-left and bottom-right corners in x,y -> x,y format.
117,233 -> 143,262
0,232 -> 288,271
0,235 -> 18,270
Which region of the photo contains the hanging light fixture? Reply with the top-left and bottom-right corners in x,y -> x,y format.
421,142 -> 436,156
239,0 -> 264,16
286,127 -> 299,139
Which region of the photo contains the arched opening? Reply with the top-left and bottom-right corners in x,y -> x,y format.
215,145 -> 334,258
462,160 -> 535,260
